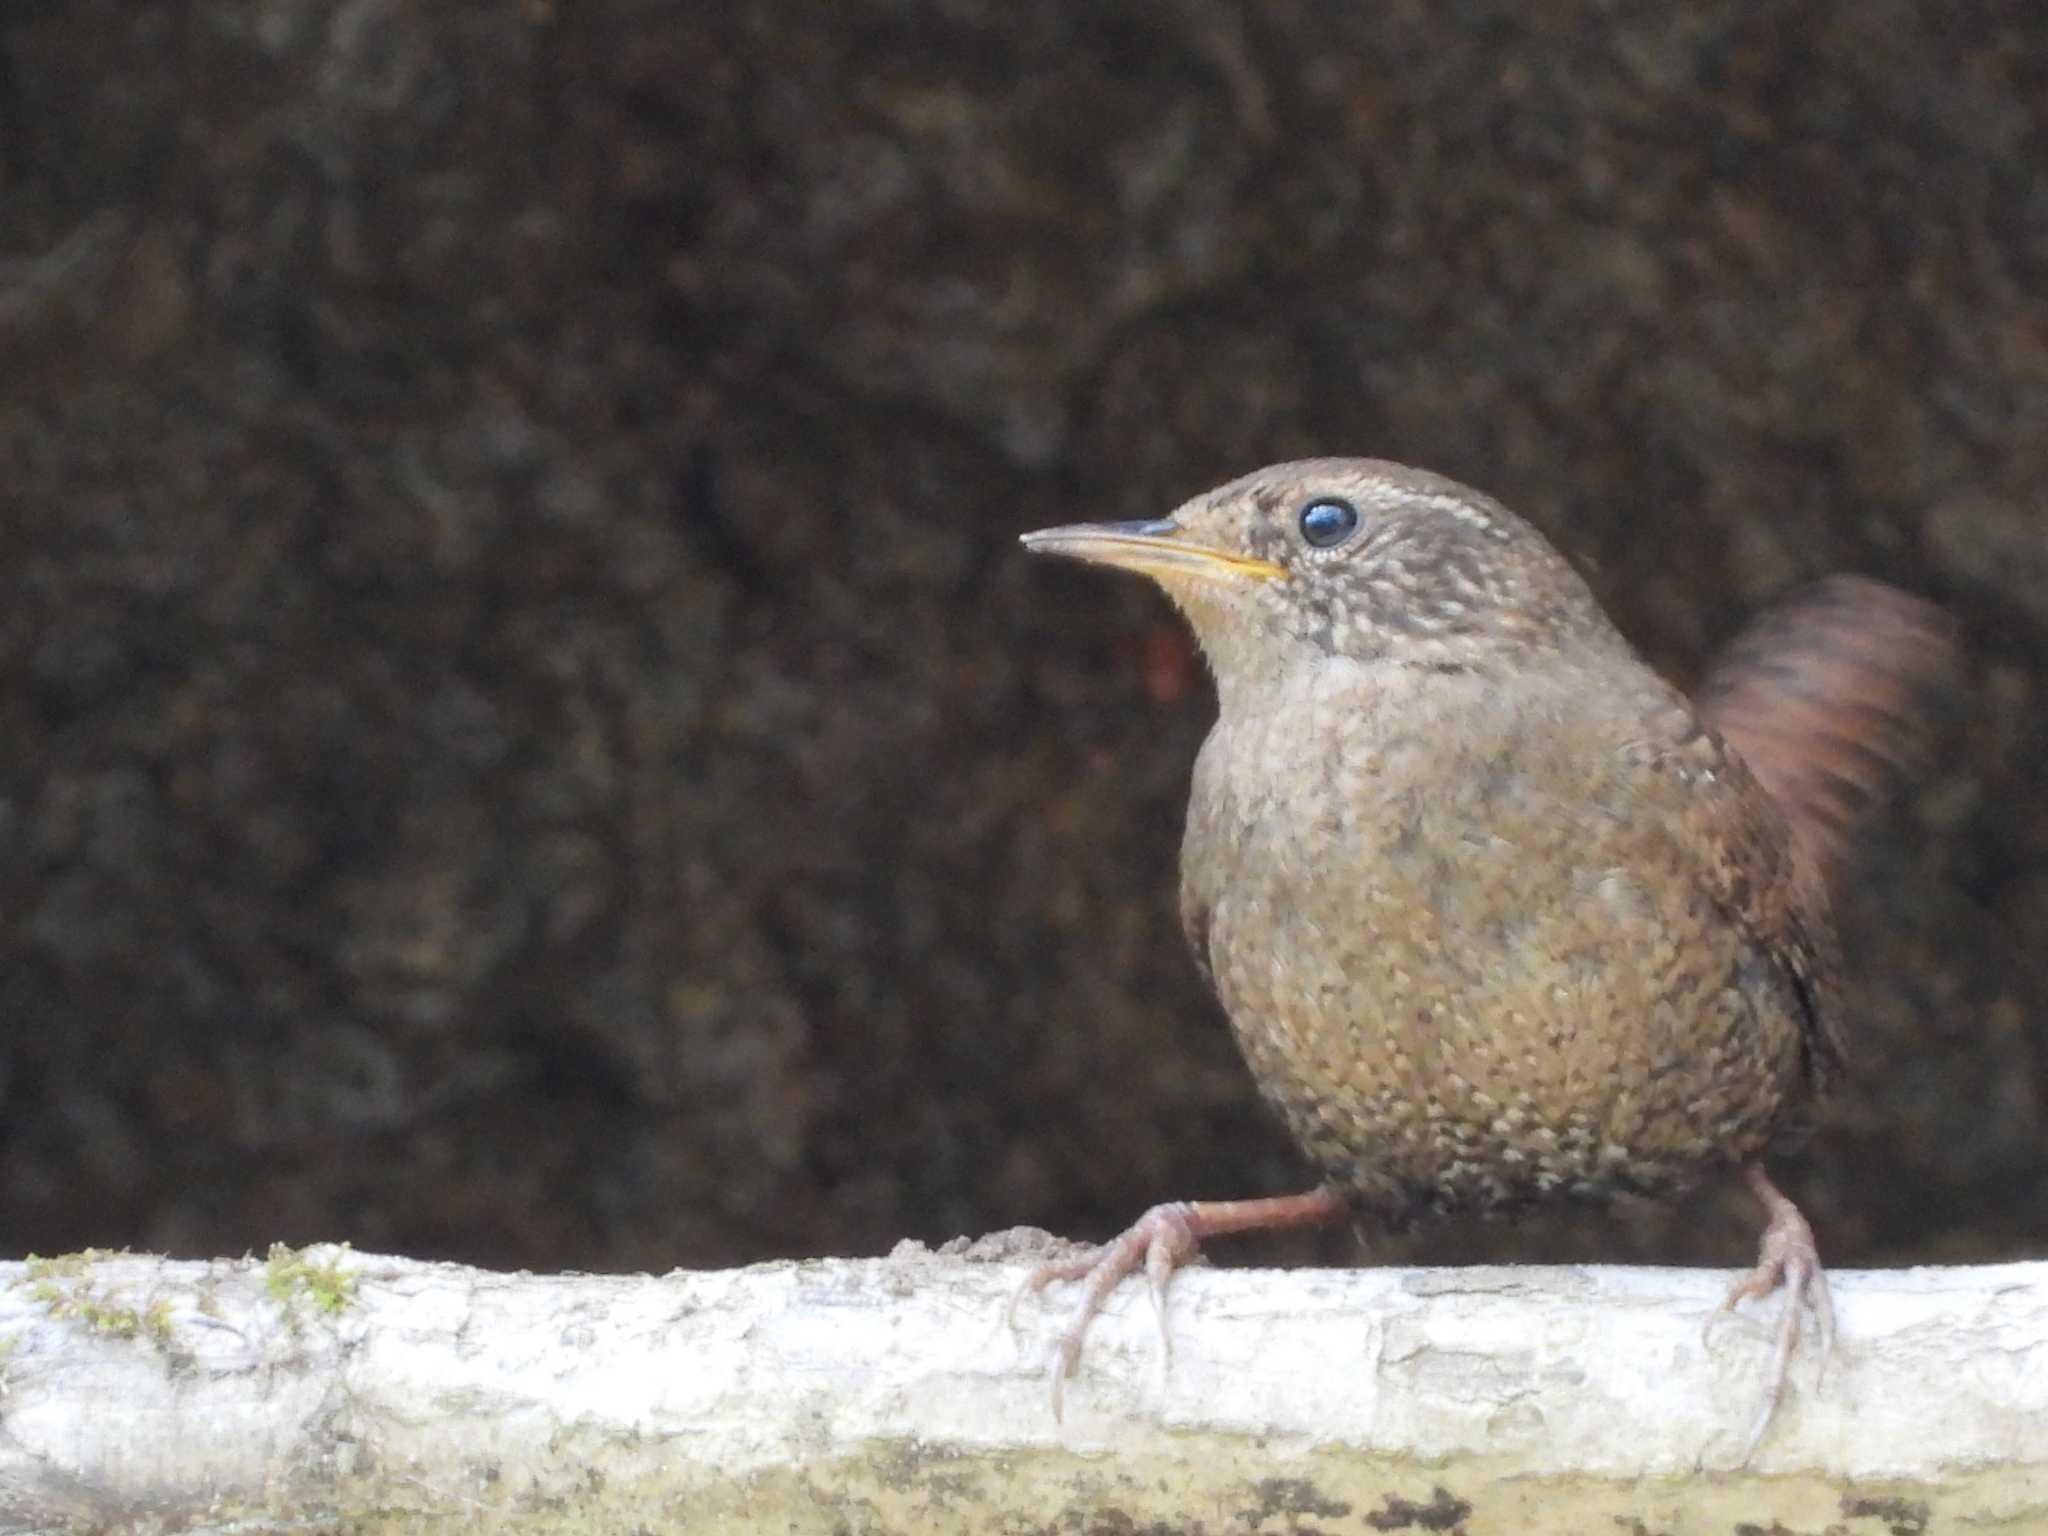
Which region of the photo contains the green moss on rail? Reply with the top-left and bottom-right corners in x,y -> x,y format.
19,1249 -> 179,1346
263,1242 -> 359,1323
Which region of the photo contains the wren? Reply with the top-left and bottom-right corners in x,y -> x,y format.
1018,458 -> 1957,1458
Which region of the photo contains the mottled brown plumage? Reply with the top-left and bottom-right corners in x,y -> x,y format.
1017,458 -> 1957,1457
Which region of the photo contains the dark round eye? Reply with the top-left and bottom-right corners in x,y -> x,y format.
1297,497 -> 1360,548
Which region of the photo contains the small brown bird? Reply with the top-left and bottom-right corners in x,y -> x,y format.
1018,458 -> 1957,1457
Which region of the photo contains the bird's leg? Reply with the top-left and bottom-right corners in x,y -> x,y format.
1010,1188 -> 1347,1418
1719,1163 -> 1836,1461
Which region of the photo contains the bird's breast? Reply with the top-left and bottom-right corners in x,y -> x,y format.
1179,660 -> 1805,1222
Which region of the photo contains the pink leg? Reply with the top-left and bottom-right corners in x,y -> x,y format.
1010,1189 -> 1348,1418
1719,1164 -> 1836,1461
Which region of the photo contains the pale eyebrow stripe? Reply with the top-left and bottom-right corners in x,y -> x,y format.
1356,484 -> 1509,539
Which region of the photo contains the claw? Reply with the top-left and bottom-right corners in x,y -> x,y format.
1721,1165 -> 1833,1463
1022,1202 -> 1201,1418
1007,1189 -> 1346,1419
1004,1246 -> 1095,1336
1144,1219 -> 1184,1367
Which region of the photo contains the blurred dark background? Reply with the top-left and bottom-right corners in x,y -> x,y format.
0,3 -> 2040,1277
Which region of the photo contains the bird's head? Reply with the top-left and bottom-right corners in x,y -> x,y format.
1022,458 -> 1608,691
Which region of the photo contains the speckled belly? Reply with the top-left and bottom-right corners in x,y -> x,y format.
1184,773 -> 1808,1226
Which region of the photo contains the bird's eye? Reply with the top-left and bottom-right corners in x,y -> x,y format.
1297,497 -> 1360,549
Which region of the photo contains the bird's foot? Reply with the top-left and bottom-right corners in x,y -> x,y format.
1715,1165 -> 1836,1463
1007,1201 -> 1204,1420
1008,1189 -> 1345,1419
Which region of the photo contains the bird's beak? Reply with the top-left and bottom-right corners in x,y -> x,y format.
1018,519 -> 1285,585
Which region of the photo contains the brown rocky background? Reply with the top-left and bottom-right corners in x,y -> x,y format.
0,3 -> 2039,1281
